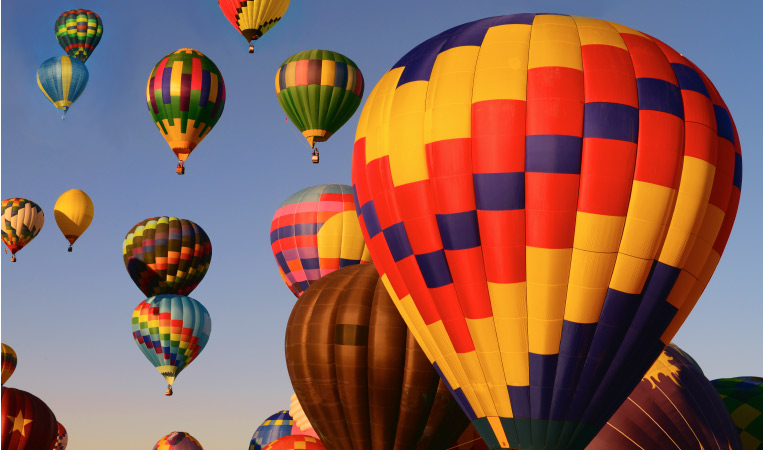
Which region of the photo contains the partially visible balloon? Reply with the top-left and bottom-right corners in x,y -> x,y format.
146,48 -> 225,174
217,0 -> 289,53
275,50 -> 364,162
455,425 -> 489,450
587,343 -> 742,449
262,436 -> 326,450
1,387 -> 57,450
712,376 -> 763,450
54,189 -> 94,252
51,422 -> 68,450
1,198 -> 45,262
55,9 -> 103,63
1,343 -> 17,385
37,56 -> 88,118
132,295 -> 211,396
271,184 -> 371,297
249,411 -> 293,450
153,431 -> 204,450
289,393 -> 318,438
123,217 -> 212,297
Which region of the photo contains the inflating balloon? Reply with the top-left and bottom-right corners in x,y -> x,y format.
276,50 -> 364,162
271,184 -> 371,297
712,377 -> 763,450
153,431 -> 204,450
352,13 -> 742,449
1,198 -> 45,262
55,9 -> 103,63
249,411 -> 293,450
132,295 -> 211,396
54,189 -> 94,252
262,435 -> 326,450
51,422 -> 68,450
1,343 -> 17,385
37,56 -> 88,119
146,49 -> 225,174
217,0 -> 289,53
1,387 -> 57,450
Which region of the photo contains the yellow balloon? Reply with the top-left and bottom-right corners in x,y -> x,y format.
54,189 -> 94,251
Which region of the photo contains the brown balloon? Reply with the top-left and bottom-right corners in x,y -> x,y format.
1,387 -> 57,450
285,263 -> 470,450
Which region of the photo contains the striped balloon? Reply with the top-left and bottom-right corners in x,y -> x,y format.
270,184 -> 371,297
249,411 -> 293,450
51,422 -> 68,450
37,56 -> 89,118
1,387 -> 57,450
217,0 -> 289,53
1,198 -> 45,262
352,13 -> 742,450
275,50 -> 364,158
146,48 -> 225,174
712,377 -> 763,450
132,295 -> 211,395
153,431 -> 204,450
262,436 -> 326,450
55,9 -> 103,63
1,343 -> 17,385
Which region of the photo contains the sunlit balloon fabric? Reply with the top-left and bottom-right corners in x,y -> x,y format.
146,48 -> 225,174
55,9 -> 103,63
713,377 -> 763,450
276,50 -> 364,148
154,431 -> 204,450
1,198 -> 45,262
217,0 -> 289,52
123,217 -> 212,297
1,343 -> 17,385
37,56 -> 89,116
54,189 -> 94,251
132,295 -> 211,392
352,13 -> 742,450
51,422 -> 68,450
271,184 -> 371,297
289,393 -> 318,438
1,387 -> 57,450
262,435 -> 326,450
249,411 -> 293,450
588,344 -> 742,449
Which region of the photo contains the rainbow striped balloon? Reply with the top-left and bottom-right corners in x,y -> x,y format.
55,9 -> 103,63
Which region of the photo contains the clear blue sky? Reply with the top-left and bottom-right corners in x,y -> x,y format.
2,1 -> 761,448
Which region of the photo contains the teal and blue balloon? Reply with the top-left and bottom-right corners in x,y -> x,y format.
36,56 -> 89,118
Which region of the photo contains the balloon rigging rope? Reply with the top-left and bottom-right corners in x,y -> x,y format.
444,437 -> 483,449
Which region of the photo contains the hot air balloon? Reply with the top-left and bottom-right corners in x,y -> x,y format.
249,411 -> 293,450
153,431 -> 204,450
285,264 -> 470,450
55,9 -> 103,63
262,436 -> 326,450
146,48 -> 225,174
587,343 -> 742,449
51,422 -> 68,450
271,184 -> 371,297
54,189 -> 94,252
1,343 -> 17,385
1,198 -> 45,262
712,377 -> 763,450
37,56 -> 88,119
123,217 -> 212,297
352,13 -> 742,450
455,425 -> 490,450
275,50 -> 364,162
132,295 -> 211,396
289,393 -> 318,439
1,387 -> 57,450
217,0 -> 289,53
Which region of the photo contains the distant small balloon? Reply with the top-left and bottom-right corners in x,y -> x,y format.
1,198 -> 44,262
1,343 -> 17,385
153,431 -> 204,450
55,9 -> 103,63
54,189 -> 94,252
37,56 -> 89,118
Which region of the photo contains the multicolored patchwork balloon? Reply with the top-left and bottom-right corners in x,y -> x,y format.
123,217 -> 212,297
37,56 -> 89,118
588,343 -> 742,449
153,431 -> 204,450
249,411 -> 293,450
352,13 -> 742,450
217,0 -> 290,53
132,295 -> 211,396
270,184 -> 371,297
1,198 -> 45,262
713,377 -> 763,450
55,9 -> 103,63
51,422 -> 68,450
1,387 -> 57,450
146,48 -> 225,174
275,50 -> 364,162
1,343 -> 17,385
54,189 -> 94,252
262,435 -> 326,450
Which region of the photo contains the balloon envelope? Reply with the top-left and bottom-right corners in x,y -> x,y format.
289,393 -> 318,438
262,435 -> 326,450
352,13 -> 742,450
1,198 -> 44,261
1,343 -> 17,385
51,422 -> 68,450
54,189 -> 94,250
37,56 -> 88,115
712,376 -> 763,450
1,387 -> 57,450
55,9 -> 103,62
249,411 -> 293,450
217,0 -> 289,49
153,431 -> 203,450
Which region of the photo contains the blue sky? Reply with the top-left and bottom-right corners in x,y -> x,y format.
2,1 -> 762,448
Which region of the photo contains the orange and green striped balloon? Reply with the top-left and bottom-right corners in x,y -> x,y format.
55,9 -> 103,63
1,198 -> 45,262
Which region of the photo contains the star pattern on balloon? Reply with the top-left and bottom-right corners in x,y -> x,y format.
7,410 -> 33,436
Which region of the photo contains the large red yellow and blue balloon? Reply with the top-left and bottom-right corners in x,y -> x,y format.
153,431 -> 204,450
1,343 -> 17,385
37,56 -> 89,119
352,13 -> 742,449
1,198 -> 45,262
217,0 -> 289,53
54,189 -> 94,252
55,9 -> 103,63
1,387 -> 57,450
270,184 -> 371,297
146,49 -> 225,174
262,435 -> 326,450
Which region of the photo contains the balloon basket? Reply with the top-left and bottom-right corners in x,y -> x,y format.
249,44 -> 254,53
10,255 -> 16,262
68,246 -> 73,252
311,148 -> 319,164
165,386 -> 173,396
176,163 -> 185,175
